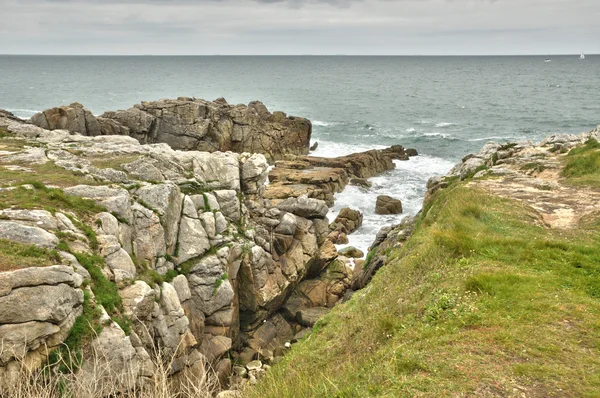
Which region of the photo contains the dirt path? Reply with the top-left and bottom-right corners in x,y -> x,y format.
467,146 -> 600,229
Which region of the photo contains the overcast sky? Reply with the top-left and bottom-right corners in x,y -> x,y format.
1,0 -> 598,55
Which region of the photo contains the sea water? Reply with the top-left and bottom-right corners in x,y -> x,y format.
1,55 -> 599,255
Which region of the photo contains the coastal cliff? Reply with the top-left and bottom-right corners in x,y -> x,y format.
0,107 -> 416,396
30,99 -> 312,162
248,126 -> 600,397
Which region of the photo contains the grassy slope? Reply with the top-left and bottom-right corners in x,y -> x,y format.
248,154 -> 600,396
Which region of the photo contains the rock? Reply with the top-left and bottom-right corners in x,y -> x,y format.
200,335 -> 232,362
327,230 -> 349,244
135,183 -> 182,253
177,216 -> 211,264
172,274 -> 192,302
30,103 -> 102,136
131,202 -> 166,264
189,152 -> 241,191
240,153 -> 269,194
214,190 -> 241,222
0,221 -> 58,248
217,391 -> 242,398
306,239 -> 338,277
338,246 -> 364,258
77,98 -> 313,161
265,146 -> 413,206
310,142 -> 319,151
120,281 -> 156,319
375,195 -> 403,215
79,322 -> 153,394
246,359 -> 262,371
349,177 -> 372,188
297,307 -> 330,327
64,185 -> 132,222
275,213 -> 298,235
330,207 -> 363,234
276,195 -> 328,219
0,209 -> 58,230
0,283 -> 83,324
293,328 -> 311,342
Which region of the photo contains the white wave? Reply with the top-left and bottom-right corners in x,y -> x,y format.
406,128 -> 417,133
310,140 -> 387,158
312,120 -> 336,127
4,108 -> 40,118
327,154 -> 455,257
435,122 -> 456,128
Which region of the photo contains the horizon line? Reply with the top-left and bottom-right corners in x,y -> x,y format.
0,53 -> 597,57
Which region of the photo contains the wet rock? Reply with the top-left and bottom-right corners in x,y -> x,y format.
375,195 -> 403,215
338,246 -> 364,259
297,307 -> 330,327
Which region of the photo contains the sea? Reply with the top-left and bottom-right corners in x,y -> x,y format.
1,55 -> 599,256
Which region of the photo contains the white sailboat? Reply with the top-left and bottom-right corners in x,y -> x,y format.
580,52 -> 585,60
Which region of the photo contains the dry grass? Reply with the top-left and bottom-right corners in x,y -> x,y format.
87,155 -> 142,170
0,342 -> 220,398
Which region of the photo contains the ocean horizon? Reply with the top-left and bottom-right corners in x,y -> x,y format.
2,54 -> 598,253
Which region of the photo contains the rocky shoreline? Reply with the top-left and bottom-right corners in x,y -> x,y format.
0,100 -> 418,396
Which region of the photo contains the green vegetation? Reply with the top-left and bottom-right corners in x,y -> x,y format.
562,139 -> 600,187
249,184 -> 600,397
0,239 -> 62,272
0,160 -> 98,188
139,268 -> 179,286
521,161 -> 547,173
87,154 -> 141,170
0,126 -> 13,138
74,252 -> 122,314
48,290 -> 102,372
362,248 -> 376,270
0,182 -> 105,217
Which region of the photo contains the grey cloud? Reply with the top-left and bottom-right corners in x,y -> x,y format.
1,0 -> 599,55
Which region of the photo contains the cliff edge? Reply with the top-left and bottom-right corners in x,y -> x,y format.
248,127 -> 600,397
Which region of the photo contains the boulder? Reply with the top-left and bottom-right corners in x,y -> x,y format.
338,246 -> 364,259
375,195 -> 403,215
276,195 -> 328,219
0,221 -> 58,248
330,207 -> 363,234
297,307 -> 330,327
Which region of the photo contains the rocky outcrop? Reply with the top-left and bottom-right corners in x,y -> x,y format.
30,99 -> 312,162
265,145 -> 417,206
352,216 -> 416,290
375,195 -> 403,215
0,266 -> 84,382
0,111 -> 342,394
329,207 -> 363,235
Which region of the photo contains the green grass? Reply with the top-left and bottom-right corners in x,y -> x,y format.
0,239 -> 62,272
87,154 -> 141,170
0,160 -> 98,188
48,290 -> 103,373
0,182 -> 106,218
74,252 -> 122,314
0,126 -> 13,139
248,185 -> 600,397
562,139 -> 600,187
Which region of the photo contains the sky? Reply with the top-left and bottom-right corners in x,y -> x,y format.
0,0 -> 598,55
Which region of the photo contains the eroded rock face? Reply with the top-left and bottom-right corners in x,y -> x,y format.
0,266 -> 84,376
30,99 -> 312,162
0,108 -> 409,393
265,145 -> 417,206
